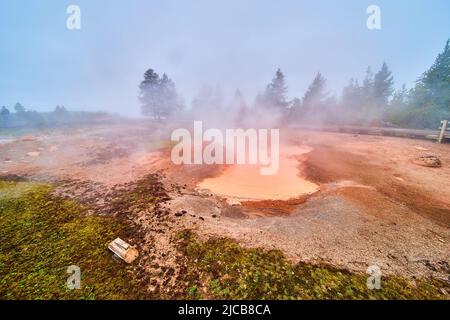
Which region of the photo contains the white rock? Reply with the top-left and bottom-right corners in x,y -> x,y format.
26,152 -> 40,157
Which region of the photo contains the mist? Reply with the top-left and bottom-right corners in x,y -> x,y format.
1,0 -> 449,118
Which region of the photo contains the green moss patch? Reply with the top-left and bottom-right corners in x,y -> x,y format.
0,180 -> 147,299
177,230 -> 449,300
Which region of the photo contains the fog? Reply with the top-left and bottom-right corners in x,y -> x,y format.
0,0 -> 449,123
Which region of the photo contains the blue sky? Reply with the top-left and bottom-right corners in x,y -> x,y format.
0,0 -> 449,116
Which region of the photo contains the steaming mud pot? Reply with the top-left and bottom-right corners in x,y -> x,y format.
198,145 -> 318,201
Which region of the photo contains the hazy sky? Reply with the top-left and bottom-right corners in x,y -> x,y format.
0,0 -> 449,116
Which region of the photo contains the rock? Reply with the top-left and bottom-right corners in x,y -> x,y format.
414,146 -> 430,151
226,198 -> 241,206
196,188 -> 213,197
26,151 -> 40,157
174,212 -> 183,217
412,155 -> 442,168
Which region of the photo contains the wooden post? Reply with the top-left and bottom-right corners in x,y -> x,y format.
438,120 -> 448,144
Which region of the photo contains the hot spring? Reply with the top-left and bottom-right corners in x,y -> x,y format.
198,145 -> 318,201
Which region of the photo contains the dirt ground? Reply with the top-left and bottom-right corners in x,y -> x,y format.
1,122 -> 449,287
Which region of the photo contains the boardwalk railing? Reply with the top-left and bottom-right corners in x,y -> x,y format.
289,121 -> 450,143
437,120 -> 449,144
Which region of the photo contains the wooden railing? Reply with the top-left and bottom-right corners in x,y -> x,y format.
288,121 -> 450,143
438,120 -> 449,144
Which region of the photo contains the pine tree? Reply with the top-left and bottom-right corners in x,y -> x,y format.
341,78 -> 361,109
14,102 -> 26,114
254,92 -> 264,108
373,62 -> 394,109
289,97 -> 302,119
54,105 -> 68,115
303,72 -> 327,109
383,84 -> 410,126
399,39 -> 450,128
140,69 -> 159,88
139,69 -> 181,120
139,69 -> 160,118
413,39 -> 450,112
263,68 -> 288,109
158,73 -> 181,118
390,84 -> 408,109
361,67 -> 374,107
0,106 -> 10,127
1,106 -> 10,117
340,78 -> 365,124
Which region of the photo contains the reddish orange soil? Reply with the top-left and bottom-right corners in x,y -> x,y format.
300,133 -> 450,228
240,197 -> 308,216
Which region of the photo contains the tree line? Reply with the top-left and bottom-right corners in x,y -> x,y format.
139,39 -> 450,129
0,103 -> 111,129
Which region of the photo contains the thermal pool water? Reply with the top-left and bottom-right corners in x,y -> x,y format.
198,145 -> 318,201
